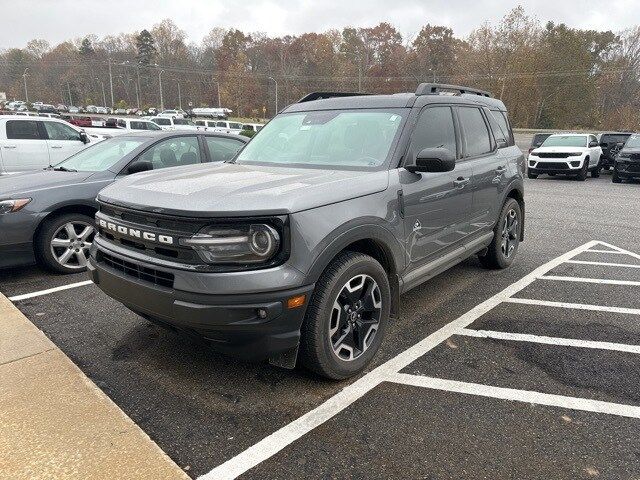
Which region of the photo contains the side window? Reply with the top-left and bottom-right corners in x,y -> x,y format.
6,120 -> 42,140
195,120 -> 205,126
494,111 -> 514,146
117,119 -> 127,128
216,121 -> 227,127
133,136 -> 201,171
486,110 -> 507,146
146,122 -> 162,131
130,121 -> 145,130
43,121 -> 82,141
407,106 -> 457,161
589,135 -> 597,145
205,136 -> 244,162
458,107 -> 492,157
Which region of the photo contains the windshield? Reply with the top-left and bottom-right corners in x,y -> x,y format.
541,135 -> 587,148
173,118 -> 194,126
624,134 -> 640,149
236,110 -> 405,169
601,134 -> 631,145
56,137 -> 146,171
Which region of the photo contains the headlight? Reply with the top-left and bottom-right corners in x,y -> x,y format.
179,223 -> 281,264
567,152 -> 583,157
0,198 -> 31,214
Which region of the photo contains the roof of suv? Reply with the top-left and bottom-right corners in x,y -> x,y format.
283,83 -> 508,113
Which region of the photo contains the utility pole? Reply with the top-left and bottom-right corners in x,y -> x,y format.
67,82 -> 73,106
158,69 -> 164,111
214,80 -> 221,107
136,64 -> 141,108
268,76 -> 278,115
100,80 -> 106,107
134,81 -> 140,110
177,81 -> 182,110
22,68 -> 29,103
108,57 -> 114,109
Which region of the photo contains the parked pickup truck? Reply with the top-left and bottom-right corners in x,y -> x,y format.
0,115 -> 94,174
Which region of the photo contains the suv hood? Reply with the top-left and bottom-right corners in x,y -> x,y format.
532,146 -> 588,154
0,170 -> 95,198
97,162 -> 389,217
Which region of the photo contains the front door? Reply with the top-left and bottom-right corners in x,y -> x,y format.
400,105 -> 474,274
2,119 -> 50,172
43,121 -> 86,164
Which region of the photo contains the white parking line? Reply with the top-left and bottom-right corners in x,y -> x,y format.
8,280 -> 93,302
584,249 -> 627,255
596,241 -> 640,260
506,297 -> 640,315
539,275 -> 640,286
387,373 -> 640,420
458,328 -> 640,354
198,240 -> 601,480
566,260 -> 640,269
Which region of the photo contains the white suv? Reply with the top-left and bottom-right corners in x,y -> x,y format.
528,133 -> 602,180
0,116 -> 93,174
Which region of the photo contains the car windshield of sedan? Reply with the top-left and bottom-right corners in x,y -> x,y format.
55,137 -> 146,172
235,109 -> 405,169
625,135 -> 640,149
541,135 -> 587,148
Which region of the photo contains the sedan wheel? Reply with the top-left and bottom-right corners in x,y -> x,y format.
50,221 -> 94,270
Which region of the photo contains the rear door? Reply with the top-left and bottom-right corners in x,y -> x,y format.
400,104 -> 474,272
465,106 -> 509,236
42,120 -> 86,164
2,119 -> 50,172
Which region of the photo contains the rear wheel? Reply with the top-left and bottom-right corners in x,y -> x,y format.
35,213 -> 95,274
478,198 -> 521,270
612,169 -> 622,183
299,251 -> 391,380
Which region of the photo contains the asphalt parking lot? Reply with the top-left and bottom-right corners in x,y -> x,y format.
2,169 -> 640,479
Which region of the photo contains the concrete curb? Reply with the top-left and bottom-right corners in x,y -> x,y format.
0,292 -> 190,479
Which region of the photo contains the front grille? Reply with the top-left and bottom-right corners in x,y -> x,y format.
630,154 -> 640,161
536,162 -> 569,170
629,164 -> 640,173
100,205 -> 203,234
98,251 -> 174,288
537,152 -> 571,159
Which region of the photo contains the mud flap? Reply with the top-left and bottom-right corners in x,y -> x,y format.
268,345 -> 299,369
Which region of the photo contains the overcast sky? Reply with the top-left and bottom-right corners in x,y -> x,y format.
1,0 -> 638,49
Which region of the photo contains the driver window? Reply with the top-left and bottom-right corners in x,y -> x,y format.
43,121 -> 82,141
133,136 -> 201,170
407,106 -> 457,163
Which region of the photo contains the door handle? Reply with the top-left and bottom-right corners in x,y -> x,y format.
453,177 -> 470,188
50,145 -> 63,149
3,145 -> 16,149
495,166 -> 507,174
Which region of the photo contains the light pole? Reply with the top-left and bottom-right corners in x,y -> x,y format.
22,68 -> 29,103
122,61 -> 142,109
97,79 -> 106,107
268,76 -> 278,115
177,81 -> 182,110
158,69 -> 164,111
108,57 -> 114,109
67,82 -> 73,106
214,80 -> 221,107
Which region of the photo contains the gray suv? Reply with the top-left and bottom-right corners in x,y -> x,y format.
88,84 -> 525,379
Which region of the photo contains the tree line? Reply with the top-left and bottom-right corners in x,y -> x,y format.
1,6 -> 639,130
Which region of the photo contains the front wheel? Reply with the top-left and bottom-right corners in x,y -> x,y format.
35,213 -> 95,274
612,169 -> 622,183
478,198 -> 522,270
299,251 -> 391,380
577,159 -> 589,181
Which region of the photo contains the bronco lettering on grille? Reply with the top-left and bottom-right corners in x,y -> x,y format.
98,219 -> 174,245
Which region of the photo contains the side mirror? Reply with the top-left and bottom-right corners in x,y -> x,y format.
127,161 -> 153,175
405,147 -> 456,174
589,141 -> 599,148
79,131 -> 89,144
616,142 -> 625,148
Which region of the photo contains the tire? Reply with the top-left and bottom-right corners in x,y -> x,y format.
577,159 -> 589,181
35,213 -> 95,274
527,172 -> 538,179
299,251 -> 391,380
478,198 -> 522,270
591,167 -> 600,178
612,170 -> 622,183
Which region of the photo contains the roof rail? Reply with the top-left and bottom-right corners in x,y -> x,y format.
415,83 -> 492,98
297,91 -> 368,103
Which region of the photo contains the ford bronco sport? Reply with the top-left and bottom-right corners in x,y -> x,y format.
88,83 -> 525,380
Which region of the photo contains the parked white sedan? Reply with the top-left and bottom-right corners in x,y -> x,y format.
527,133 -> 602,181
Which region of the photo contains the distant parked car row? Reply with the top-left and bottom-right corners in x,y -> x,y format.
527,131 -> 638,183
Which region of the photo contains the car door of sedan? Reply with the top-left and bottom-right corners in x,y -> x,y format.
1,119 -> 50,172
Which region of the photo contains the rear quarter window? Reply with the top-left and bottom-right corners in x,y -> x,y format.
6,120 -> 42,139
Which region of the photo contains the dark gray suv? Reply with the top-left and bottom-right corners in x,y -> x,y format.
88,84 -> 525,379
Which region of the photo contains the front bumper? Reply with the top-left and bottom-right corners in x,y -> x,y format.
88,243 -> 314,361
614,162 -> 640,179
528,157 -> 585,175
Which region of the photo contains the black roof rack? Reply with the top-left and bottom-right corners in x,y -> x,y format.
415,83 -> 492,98
297,91 -> 369,103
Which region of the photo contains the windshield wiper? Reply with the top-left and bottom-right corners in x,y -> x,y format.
52,166 -> 77,172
